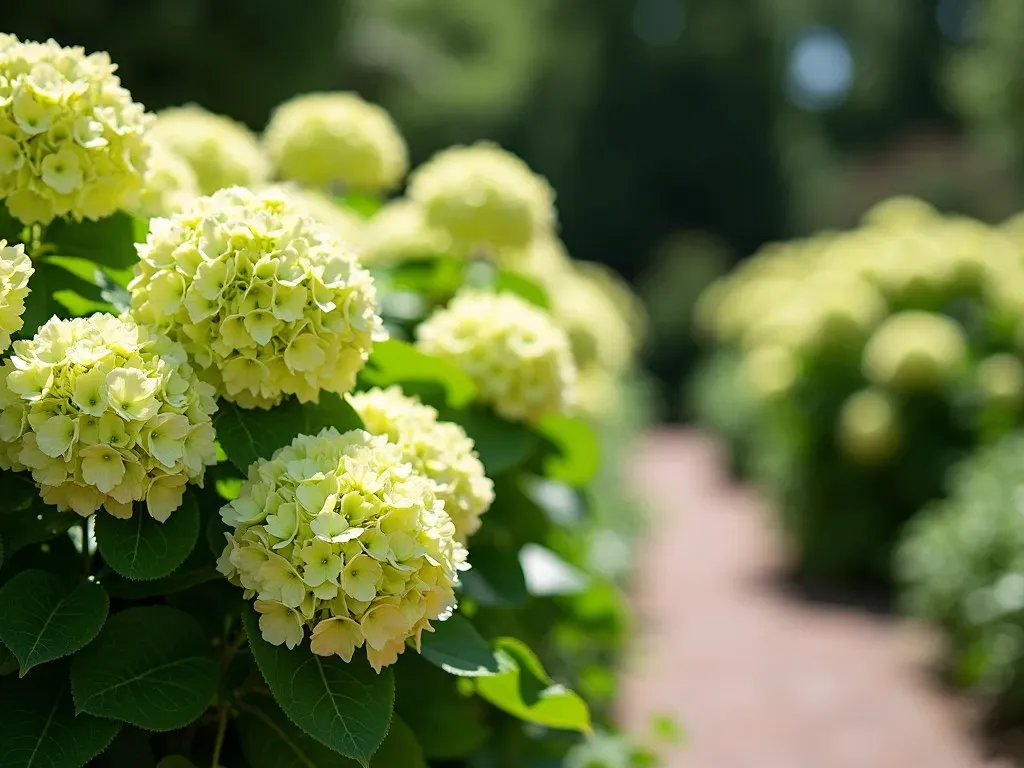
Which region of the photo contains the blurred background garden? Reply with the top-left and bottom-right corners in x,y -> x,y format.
14,0 -> 1024,765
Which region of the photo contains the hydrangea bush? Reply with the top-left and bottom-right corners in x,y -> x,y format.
0,34 -> 652,768
693,197 -> 1024,587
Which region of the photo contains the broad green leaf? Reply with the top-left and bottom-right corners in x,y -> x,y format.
519,543 -> 589,597
155,759 -> 196,768
243,604 -> 394,765
360,339 -> 476,409
337,193 -> 383,219
94,493 -> 199,581
419,614 -> 501,677
534,415 -> 601,487
440,405 -> 538,476
0,474 -> 75,558
460,543 -> 528,607
475,638 -> 591,733
43,211 -> 144,269
0,570 -> 108,675
216,393 -> 364,472
238,695 -> 360,767
0,663 -> 120,768
493,271 -> 549,309
394,656 -> 490,759
46,254 -> 130,311
0,643 -> 18,676
369,717 -> 426,768
71,606 -> 218,731
383,257 -> 465,299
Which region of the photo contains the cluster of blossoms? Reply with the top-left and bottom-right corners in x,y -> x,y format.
129,186 -> 384,409
0,314 -> 217,520
133,140 -> 200,219
837,388 -> 901,465
416,289 -> 576,423
408,142 -> 556,254
0,241 -> 32,352
271,184 -> 365,249
0,34 -> 151,224
360,199 -> 450,267
217,427 -> 468,672
264,92 -> 408,194
149,105 -> 269,195
348,387 -> 493,541
862,311 -> 968,392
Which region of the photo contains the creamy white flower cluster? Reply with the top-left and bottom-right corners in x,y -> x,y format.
0,314 -> 217,520
416,289 -> 576,423
218,427 -> 468,672
0,34 -> 151,224
348,386 -> 493,541
129,186 -> 384,409
134,140 -> 200,219
0,240 -> 32,352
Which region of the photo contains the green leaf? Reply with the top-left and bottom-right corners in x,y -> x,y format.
0,663 -> 120,768
337,194 -> 383,219
419,614 -> 500,677
460,543 -> 528,607
71,606 -> 218,732
0,474 -> 75,558
215,393 -> 363,472
94,493 -> 200,581
43,211 -> 144,269
91,726 -> 155,768
360,339 -> 476,409
432,404 -> 538,476
154,759 -> 196,768
369,716 -> 426,768
493,271 -> 549,309
243,604 -> 394,765
0,570 -> 108,676
239,694 -> 361,767
534,415 -> 601,486
475,638 -> 591,733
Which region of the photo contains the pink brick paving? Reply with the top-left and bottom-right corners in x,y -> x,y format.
618,429 -> 1016,768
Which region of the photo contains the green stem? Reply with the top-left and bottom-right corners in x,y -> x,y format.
210,706 -> 228,768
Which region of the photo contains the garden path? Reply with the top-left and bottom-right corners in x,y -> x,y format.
619,429 -> 1015,768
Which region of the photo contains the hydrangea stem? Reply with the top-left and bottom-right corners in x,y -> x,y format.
210,706 -> 228,768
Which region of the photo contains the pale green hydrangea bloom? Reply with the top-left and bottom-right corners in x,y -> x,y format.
264,92 -> 408,193
217,427 -> 468,672
416,289 -> 576,423
149,105 -> 269,195
133,140 -> 200,219
0,240 -> 33,352
0,34 -> 151,224
836,388 -> 901,465
361,199 -> 450,267
348,386 -> 493,541
267,183 -> 365,250
129,186 -> 384,409
0,314 -> 218,520
408,142 -> 556,254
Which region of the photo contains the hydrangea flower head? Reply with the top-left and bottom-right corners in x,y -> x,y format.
129,186 -> 384,408
348,386 -> 494,541
133,140 -> 199,219
217,427 -> 468,671
862,311 -> 967,391
361,199 -> 450,266
837,388 -> 901,465
408,142 -> 556,253
977,353 -> 1024,406
0,314 -> 217,520
149,105 -> 269,194
264,92 -> 408,193
0,34 -> 151,224
0,240 -> 33,352
267,184 -> 365,249
415,289 -> 576,423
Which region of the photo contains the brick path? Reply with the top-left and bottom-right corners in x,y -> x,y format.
619,429 -> 1014,768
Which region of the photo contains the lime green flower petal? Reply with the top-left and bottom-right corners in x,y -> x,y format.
255,599 -> 304,649
79,444 -> 126,494
310,616 -> 364,662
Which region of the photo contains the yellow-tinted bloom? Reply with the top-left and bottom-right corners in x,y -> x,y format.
743,345 -> 798,404
415,290 -> 576,423
0,34 -> 150,224
836,388 -> 901,465
0,241 -> 33,352
270,184 -> 365,249
264,92 -> 407,193
977,353 -> 1024,406
862,311 -> 967,391
408,142 -> 556,254
217,427 -> 468,671
129,186 -> 384,408
348,386 -> 494,541
133,140 -> 199,219
0,314 -> 217,520
149,105 -> 269,194
361,199 -> 450,266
